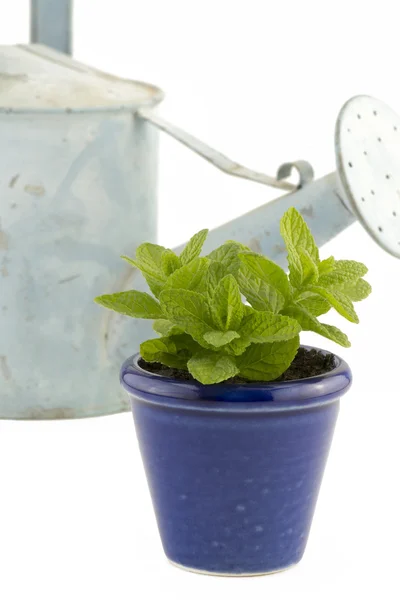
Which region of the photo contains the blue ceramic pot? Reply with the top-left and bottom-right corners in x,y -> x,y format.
121,347 -> 352,576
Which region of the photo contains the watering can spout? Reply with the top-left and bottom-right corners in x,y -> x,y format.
197,172 -> 354,268
141,94 -> 400,262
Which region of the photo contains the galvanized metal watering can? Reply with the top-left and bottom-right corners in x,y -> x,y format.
1,43 -> 399,420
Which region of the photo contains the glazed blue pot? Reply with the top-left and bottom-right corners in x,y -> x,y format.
121,347 -> 352,576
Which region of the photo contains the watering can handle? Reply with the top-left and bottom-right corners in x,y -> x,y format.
138,108 -> 314,192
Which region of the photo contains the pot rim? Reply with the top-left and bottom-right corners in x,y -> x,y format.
120,346 -> 352,413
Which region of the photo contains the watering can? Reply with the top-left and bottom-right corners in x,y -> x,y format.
1,41 -> 399,420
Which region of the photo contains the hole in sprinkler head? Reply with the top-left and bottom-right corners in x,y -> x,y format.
347,128 -> 351,133
378,226 -> 383,232
371,190 -> 375,195
393,212 -> 397,217
378,137 -> 382,142
361,197 -> 365,202
395,126 -> 398,132
357,114 -> 361,119
363,150 -> 368,156
348,161 -> 353,167
373,110 -> 378,116
386,174 -> 391,179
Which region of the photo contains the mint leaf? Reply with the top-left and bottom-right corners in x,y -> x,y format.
122,243 -> 168,298
319,256 -> 335,275
159,288 -> 213,344
211,274 -> 243,331
280,207 -> 319,288
206,261 -> 227,298
237,336 -> 300,381
280,207 -> 319,262
161,250 -> 181,276
283,305 -> 350,347
140,337 -> 188,369
318,260 -> 368,288
169,333 -> 200,354
95,290 -> 163,319
238,264 -> 285,313
299,248 -> 319,285
239,310 -> 301,343
207,242 -> 248,275
339,278 -> 372,302
180,229 -> 209,265
165,257 -> 209,294
308,286 -> 359,323
153,319 -> 184,336
188,352 -> 239,384
203,330 -> 240,347
297,294 -> 331,316
238,252 -> 290,301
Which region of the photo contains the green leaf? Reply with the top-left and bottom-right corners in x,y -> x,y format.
180,229 -> 209,265
94,290 -> 163,319
319,256 -> 335,275
308,286 -> 359,323
237,265 -> 285,313
203,330 -> 240,347
280,207 -> 319,288
238,252 -> 290,301
122,243 -> 168,298
169,333 -> 201,354
161,250 -> 181,276
159,288 -> 213,344
135,243 -> 166,276
299,248 -> 319,285
318,260 -> 368,288
297,294 -> 331,316
188,351 -> 239,384
339,278 -> 372,302
239,310 -> 301,343
283,305 -> 350,347
237,336 -> 300,381
206,261 -> 227,299
211,274 -> 244,331
153,319 -> 184,336
165,257 -> 210,294
280,207 -> 319,262
207,242 -> 248,275
140,337 -> 188,369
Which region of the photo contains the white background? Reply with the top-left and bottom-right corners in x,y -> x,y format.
1,1 -> 400,598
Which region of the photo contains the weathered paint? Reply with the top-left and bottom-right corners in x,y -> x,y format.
0,108 -> 160,419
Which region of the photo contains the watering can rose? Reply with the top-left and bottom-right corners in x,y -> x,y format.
95,208 -> 371,384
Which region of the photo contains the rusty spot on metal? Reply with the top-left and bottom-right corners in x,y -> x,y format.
247,238 -> 262,253
22,407 -> 77,420
0,356 -> 11,381
9,174 -> 20,188
58,274 -> 80,284
0,228 -> 9,250
300,205 -> 314,218
24,184 -> 46,197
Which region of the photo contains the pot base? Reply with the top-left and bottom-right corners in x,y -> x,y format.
168,559 -> 298,577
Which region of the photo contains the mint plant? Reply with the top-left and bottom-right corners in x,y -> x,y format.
95,208 -> 371,385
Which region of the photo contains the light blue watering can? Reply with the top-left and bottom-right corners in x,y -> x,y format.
0,5 -> 399,419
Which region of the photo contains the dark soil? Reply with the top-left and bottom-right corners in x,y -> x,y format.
139,347 -> 336,384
